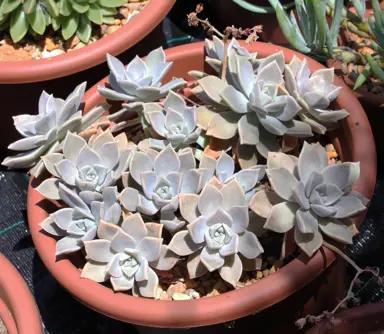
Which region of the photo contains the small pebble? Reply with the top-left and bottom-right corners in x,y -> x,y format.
172,292 -> 191,301
256,271 -> 263,279
262,270 -> 269,278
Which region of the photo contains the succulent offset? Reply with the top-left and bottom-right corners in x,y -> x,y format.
250,142 -> 368,257
40,184 -> 121,255
98,47 -> 186,104
2,82 -> 108,176
168,180 -> 264,287
35,129 -> 135,203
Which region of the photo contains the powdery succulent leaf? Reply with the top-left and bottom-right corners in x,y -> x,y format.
220,85 -> 249,114
110,229 -> 137,253
180,169 -> 201,194
264,201 -> 299,233
256,60 -> 283,85
296,208 -> 318,234
305,171 -> 324,198
81,261 -> 109,283
138,237 -> 162,262
294,227 -> 323,257
119,187 -> 139,211
292,182 -> 310,210
56,235 -> 82,256
198,184 -> 223,218
58,184 -> 89,212
51,207 -> 74,231
164,90 -> 186,112
36,178 -> 61,200
237,144 -> 258,169
84,240 -> 114,263
318,218 -> 354,244
267,152 -> 296,173
258,51 -> 285,73
206,208 -> 233,228
168,230 -> 203,256
121,213 -> 148,243
42,153 -> 64,178
238,231 -> 264,259
221,179 -> 246,211
332,196 -> 366,219
236,56 -> 254,97
235,168 -> 262,192
226,206 -> 249,234
198,76 -> 228,105
150,245 -> 179,271
153,145 -> 180,177
249,190 -> 285,218
141,171 -> 158,199
238,114 -> 260,145
200,247 -> 225,272
197,106 -> 217,130
218,254 -> 243,288
97,220 -> 120,241
216,151 -> 235,183
298,142 -> 328,185
255,127 -> 281,159
187,251 -> 209,279
111,275 -> 134,292
322,162 -> 360,193
206,111 -> 240,140
55,160 -> 77,186
179,194 -> 200,224
137,195 -> 159,216
130,152 -> 153,185
40,216 -> 66,237
266,167 -> 298,201
188,216 -> 208,244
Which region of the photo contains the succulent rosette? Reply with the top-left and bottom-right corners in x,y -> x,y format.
40,184 -> 121,256
98,47 -> 186,103
285,56 -> 349,134
168,180 -> 264,287
119,144 -> 203,232
143,91 -> 202,148
199,151 -> 265,203
81,213 -> 177,297
36,130 -> 136,204
195,48 -> 312,166
250,142 -> 368,257
2,82 -> 108,176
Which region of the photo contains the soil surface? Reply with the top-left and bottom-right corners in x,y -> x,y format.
0,0 -> 149,62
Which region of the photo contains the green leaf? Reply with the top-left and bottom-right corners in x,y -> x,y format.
27,4 -> 46,35
270,0 -> 311,54
98,0 -> 127,8
51,14 -> 61,31
60,0 -> 72,16
3,0 -> 21,14
330,0 -> 343,47
10,6 -> 28,42
69,0 -> 89,14
295,0 -> 310,43
61,11 -> 79,39
372,0 -> 382,26
310,0 -> 332,55
99,6 -> 116,16
87,3 -> 102,24
43,0 -> 60,17
351,0 -> 366,21
76,15 -> 91,43
23,0 -> 36,14
354,63 -> 371,90
366,54 -> 384,83
102,15 -> 115,24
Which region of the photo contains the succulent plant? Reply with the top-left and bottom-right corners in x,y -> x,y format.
195,49 -> 313,165
250,142 -> 368,257
199,151 -> 265,203
142,91 -> 202,148
98,48 -> 187,104
81,213 -> 178,297
58,0 -> 127,43
119,144 -> 203,232
35,129 -> 136,203
168,180 -> 264,286
0,0 -> 59,42
285,56 -> 349,134
2,82 -> 109,176
40,184 -> 121,255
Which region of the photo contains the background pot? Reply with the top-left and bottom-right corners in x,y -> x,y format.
0,0 -> 175,159
0,254 -> 42,334
28,41 -> 376,329
207,0 -> 290,45
305,302 -> 384,334
327,58 -> 384,167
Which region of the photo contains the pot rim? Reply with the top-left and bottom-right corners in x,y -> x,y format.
28,41 -> 376,328
0,0 -> 175,84
0,254 -> 43,334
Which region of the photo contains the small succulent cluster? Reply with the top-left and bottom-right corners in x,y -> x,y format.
0,0 -> 128,43
4,40 -> 367,299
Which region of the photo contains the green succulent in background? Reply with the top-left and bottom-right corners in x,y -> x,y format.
0,0 -> 59,43
58,0 -> 127,43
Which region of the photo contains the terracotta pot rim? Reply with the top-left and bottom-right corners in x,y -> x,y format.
28,41 -> 376,328
0,0 -> 175,84
0,254 -> 43,334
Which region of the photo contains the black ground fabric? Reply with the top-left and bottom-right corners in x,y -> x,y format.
1,3 -> 383,333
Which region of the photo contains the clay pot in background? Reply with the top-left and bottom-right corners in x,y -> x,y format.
0,0 -> 175,160
0,254 -> 42,334
27,41 -> 376,331
306,302 -> 384,334
207,0 -> 290,45
327,58 -> 384,167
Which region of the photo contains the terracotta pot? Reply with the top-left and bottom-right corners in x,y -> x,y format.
207,0 -> 290,45
0,254 -> 42,334
327,58 -> 384,166
306,302 -> 384,334
28,41 -> 376,328
0,0 -> 175,159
